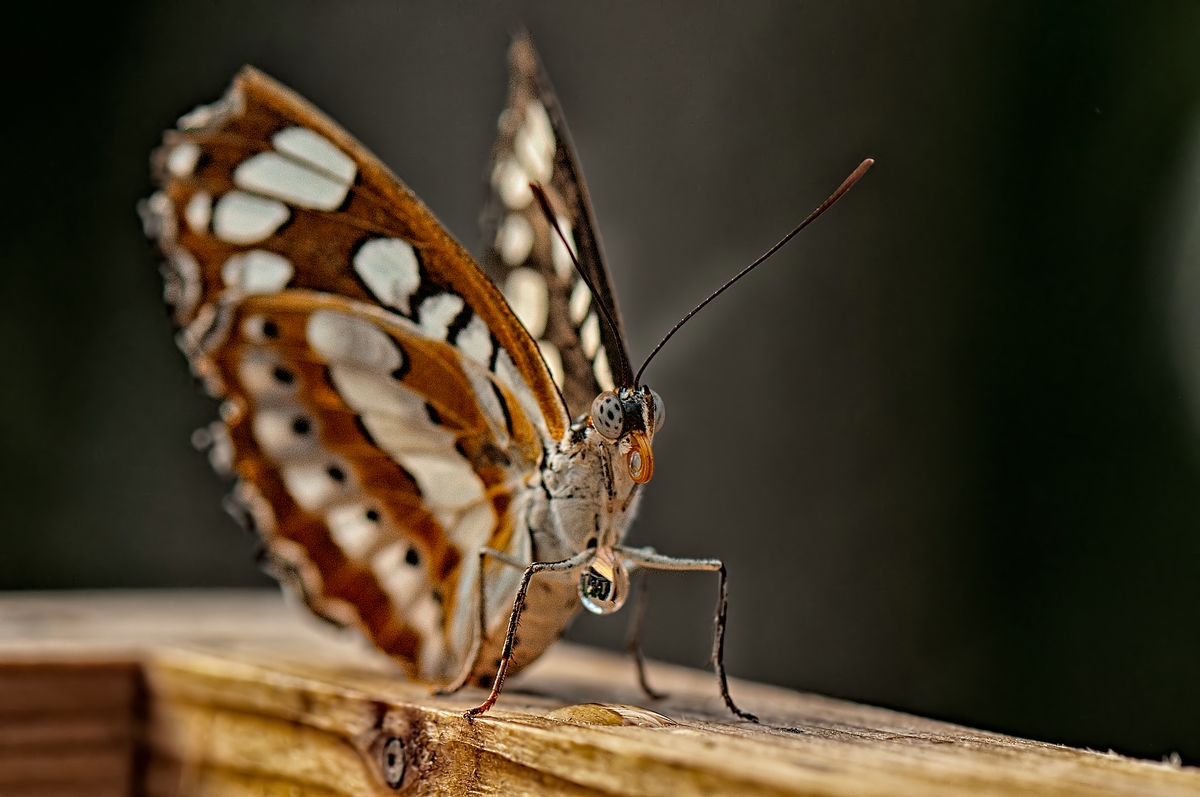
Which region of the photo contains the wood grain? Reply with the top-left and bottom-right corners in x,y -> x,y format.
0,590 -> 1195,796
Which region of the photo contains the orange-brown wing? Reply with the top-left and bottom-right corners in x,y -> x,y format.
481,35 -> 633,419
140,67 -> 573,684
146,65 -> 569,441
197,290 -> 544,683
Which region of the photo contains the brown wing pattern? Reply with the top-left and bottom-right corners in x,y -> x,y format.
205,291 -> 544,683
147,66 -> 569,441
481,36 -> 633,419
141,67 -> 572,684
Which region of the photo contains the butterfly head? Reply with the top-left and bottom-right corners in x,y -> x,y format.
589,386 -> 665,485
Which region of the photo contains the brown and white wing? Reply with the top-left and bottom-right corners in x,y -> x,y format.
481,35 -> 634,419
147,66 -> 570,444
141,67 -> 571,684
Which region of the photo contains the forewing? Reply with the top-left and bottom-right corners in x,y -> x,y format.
145,65 -> 569,441
141,67 -> 570,684
481,35 -> 633,419
199,291 -> 543,683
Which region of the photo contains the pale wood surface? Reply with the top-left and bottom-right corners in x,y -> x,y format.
1,590 -> 1196,796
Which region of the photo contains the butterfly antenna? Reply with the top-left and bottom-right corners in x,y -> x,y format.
633,158 -> 874,386
530,183 -> 626,368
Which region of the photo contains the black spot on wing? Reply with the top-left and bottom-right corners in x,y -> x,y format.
490,382 -> 514,437
424,402 -> 442,426
354,415 -> 378,446
445,304 -> 474,345
389,348 -> 411,382
487,334 -> 501,370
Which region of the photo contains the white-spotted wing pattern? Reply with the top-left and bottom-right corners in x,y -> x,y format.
143,34 -> 766,722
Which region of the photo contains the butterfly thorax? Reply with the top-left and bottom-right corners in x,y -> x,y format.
527,386 -> 663,614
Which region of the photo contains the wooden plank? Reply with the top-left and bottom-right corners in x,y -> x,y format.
0,661 -> 140,714
1,590 -> 1197,796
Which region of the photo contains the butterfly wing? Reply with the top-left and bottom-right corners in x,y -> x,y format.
142,67 -> 575,684
148,66 -> 570,442
481,35 -> 634,419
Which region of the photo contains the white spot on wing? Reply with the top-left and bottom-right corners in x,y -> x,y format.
538,340 -> 564,389
272,127 -> 357,183
496,213 -> 534,266
396,452 -> 485,514
178,304 -> 221,360
354,238 -> 421,314
221,250 -> 294,294
492,158 -> 532,210
456,314 -> 492,366
593,346 -> 615,392
213,191 -> 289,244
167,142 -> 201,177
515,100 -> 555,184
162,250 -> 201,317
551,216 -> 576,279
362,412 -> 456,456
328,365 -> 467,460
371,544 -> 437,656
194,421 -> 233,475
450,502 -> 494,550
139,191 -> 176,243
236,349 -> 293,399
176,87 -> 243,131
580,312 -> 600,358
327,504 -> 380,560
569,279 -> 592,325
251,409 -> 314,458
307,311 -> 402,372
184,191 -> 212,233
282,463 -> 347,511
329,366 -> 429,420
418,293 -> 465,340
504,267 -> 549,338
234,152 -> 350,211
241,314 -> 272,344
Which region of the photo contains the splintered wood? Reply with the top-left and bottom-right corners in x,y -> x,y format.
0,591 -> 1195,796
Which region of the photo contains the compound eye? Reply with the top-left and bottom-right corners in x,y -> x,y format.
649,389 -> 665,433
591,391 -> 624,440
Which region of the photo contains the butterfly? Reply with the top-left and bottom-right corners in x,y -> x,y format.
140,33 -> 869,723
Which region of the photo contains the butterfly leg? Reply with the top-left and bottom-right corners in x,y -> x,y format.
436,547 -> 527,697
625,573 -> 667,701
617,547 -> 759,723
463,549 -> 596,721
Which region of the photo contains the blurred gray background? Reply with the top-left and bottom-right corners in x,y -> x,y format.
5,0 -> 1200,762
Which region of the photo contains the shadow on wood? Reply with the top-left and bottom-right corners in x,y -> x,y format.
0,590 -> 1195,796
